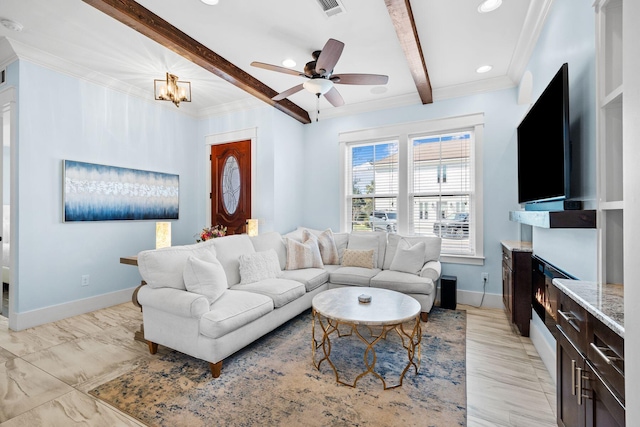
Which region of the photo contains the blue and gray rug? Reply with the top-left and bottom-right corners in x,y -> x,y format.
90,307 -> 466,426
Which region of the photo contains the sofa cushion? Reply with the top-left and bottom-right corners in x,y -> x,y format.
239,249 -> 281,284
279,268 -> 329,292
183,255 -> 228,304
330,266 -> 381,287
341,249 -> 375,269
230,278 -> 305,308
285,237 -> 324,270
370,270 -> 435,295
333,232 -> 349,263
347,232 -> 386,268
212,235 -> 256,286
137,240 -> 217,290
250,232 -> 287,270
389,240 -> 426,275
200,290 -> 274,339
303,229 -> 339,265
383,234 -> 442,270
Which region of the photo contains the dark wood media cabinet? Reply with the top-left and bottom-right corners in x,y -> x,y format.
501,241 -> 532,336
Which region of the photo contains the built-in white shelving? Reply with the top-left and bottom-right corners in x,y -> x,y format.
595,0 -> 624,285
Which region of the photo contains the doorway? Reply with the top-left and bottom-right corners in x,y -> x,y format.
0,88 -> 14,321
210,140 -> 252,235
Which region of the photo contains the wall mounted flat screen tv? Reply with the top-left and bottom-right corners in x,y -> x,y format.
517,63 -> 570,204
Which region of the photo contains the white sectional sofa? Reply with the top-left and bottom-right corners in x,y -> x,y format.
136,228 -> 441,377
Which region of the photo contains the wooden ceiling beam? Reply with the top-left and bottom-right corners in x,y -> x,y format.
384,0 -> 433,104
81,0 -> 311,124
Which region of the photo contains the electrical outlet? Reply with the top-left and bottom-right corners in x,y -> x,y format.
481,272 -> 489,282
81,274 -> 90,287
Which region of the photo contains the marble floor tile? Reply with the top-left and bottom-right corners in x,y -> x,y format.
0,390 -> 145,427
0,358 -> 73,422
21,335 -> 145,389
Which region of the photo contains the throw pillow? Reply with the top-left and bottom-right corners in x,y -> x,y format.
239,249 -> 282,284
285,236 -> 324,270
302,228 -> 340,265
183,255 -> 228,304
389,240 -> 426,275
341,249 -> 375,269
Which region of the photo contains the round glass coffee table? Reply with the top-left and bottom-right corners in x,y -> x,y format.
311,287 -> 422,390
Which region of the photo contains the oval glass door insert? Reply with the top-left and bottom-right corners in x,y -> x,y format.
222,155 -> 241,214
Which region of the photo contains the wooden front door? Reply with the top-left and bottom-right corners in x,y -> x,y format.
211,140 -> 251,235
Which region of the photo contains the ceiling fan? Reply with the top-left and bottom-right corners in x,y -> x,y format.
251,38 -> 389,108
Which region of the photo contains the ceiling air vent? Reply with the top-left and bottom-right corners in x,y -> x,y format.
316,0 -> 346,17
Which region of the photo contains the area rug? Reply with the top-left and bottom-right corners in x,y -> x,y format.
89,307 -> 466,427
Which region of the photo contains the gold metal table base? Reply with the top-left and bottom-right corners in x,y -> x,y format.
312,308 -> 421,390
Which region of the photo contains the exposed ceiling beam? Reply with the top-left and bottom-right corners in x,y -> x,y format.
384,0 -> 433,104
81,0 -> 311,124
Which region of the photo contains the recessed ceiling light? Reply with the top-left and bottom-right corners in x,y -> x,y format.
0,18 -> 23,32
476,65 -> 493,74
200,0 -> 219,5
478,0 -> 502,13
282,59 -> 296,68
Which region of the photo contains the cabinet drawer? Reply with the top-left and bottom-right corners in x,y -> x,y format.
589,317 -> 625,402
502,246 -> 512,270
557,292 -> 588,353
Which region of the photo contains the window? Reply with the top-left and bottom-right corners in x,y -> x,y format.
412,132 -> 473,255
340,114 -> 484,263
348,140 -> 398,233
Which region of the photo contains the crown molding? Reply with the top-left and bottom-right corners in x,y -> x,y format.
0,37 -> 18,71
508,0 -> 555,83
433,75 -> 516,100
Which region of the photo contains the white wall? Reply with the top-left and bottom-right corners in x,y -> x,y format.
13,60 -> 199,324
301,89 -> 528,300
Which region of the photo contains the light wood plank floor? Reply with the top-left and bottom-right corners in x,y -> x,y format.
0,302 -> 557,426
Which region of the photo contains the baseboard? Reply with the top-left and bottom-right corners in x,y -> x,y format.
11,287 -> 136,331
442,288 -> 503,309
529,310 -> 557,384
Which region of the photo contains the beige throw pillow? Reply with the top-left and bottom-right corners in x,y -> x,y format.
183,255 -> 228,304
303,228 -> 340,265
341,249 -> 375,269
285,236 -> 324,270
389,240 -> 426,275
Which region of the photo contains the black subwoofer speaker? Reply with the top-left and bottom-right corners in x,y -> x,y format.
440,275 -> 457,310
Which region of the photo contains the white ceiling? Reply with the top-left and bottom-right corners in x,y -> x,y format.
0,0 -> 551,120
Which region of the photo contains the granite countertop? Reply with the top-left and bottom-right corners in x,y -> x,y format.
552,278 -> 624,338
501,240 -> 533,253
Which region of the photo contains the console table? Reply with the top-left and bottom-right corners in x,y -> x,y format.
120,255 -> 146,342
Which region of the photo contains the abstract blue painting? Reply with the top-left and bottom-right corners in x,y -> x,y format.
63,160 -> 179,222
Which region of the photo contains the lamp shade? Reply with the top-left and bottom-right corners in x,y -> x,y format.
156,222 -> 171,249
246,219 -> 259,237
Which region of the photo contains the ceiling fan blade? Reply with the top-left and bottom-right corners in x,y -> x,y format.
323,87 -> 345,107
332,74 -> 389,85
250,61 -> 305,77
272,84 -> 305,101
315,38 -> 344,76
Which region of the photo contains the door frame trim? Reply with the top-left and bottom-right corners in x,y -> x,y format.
205,128 -> 257,227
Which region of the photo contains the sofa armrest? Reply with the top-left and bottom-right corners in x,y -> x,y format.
137,286 -> 210,319
420,260 -> 441,282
